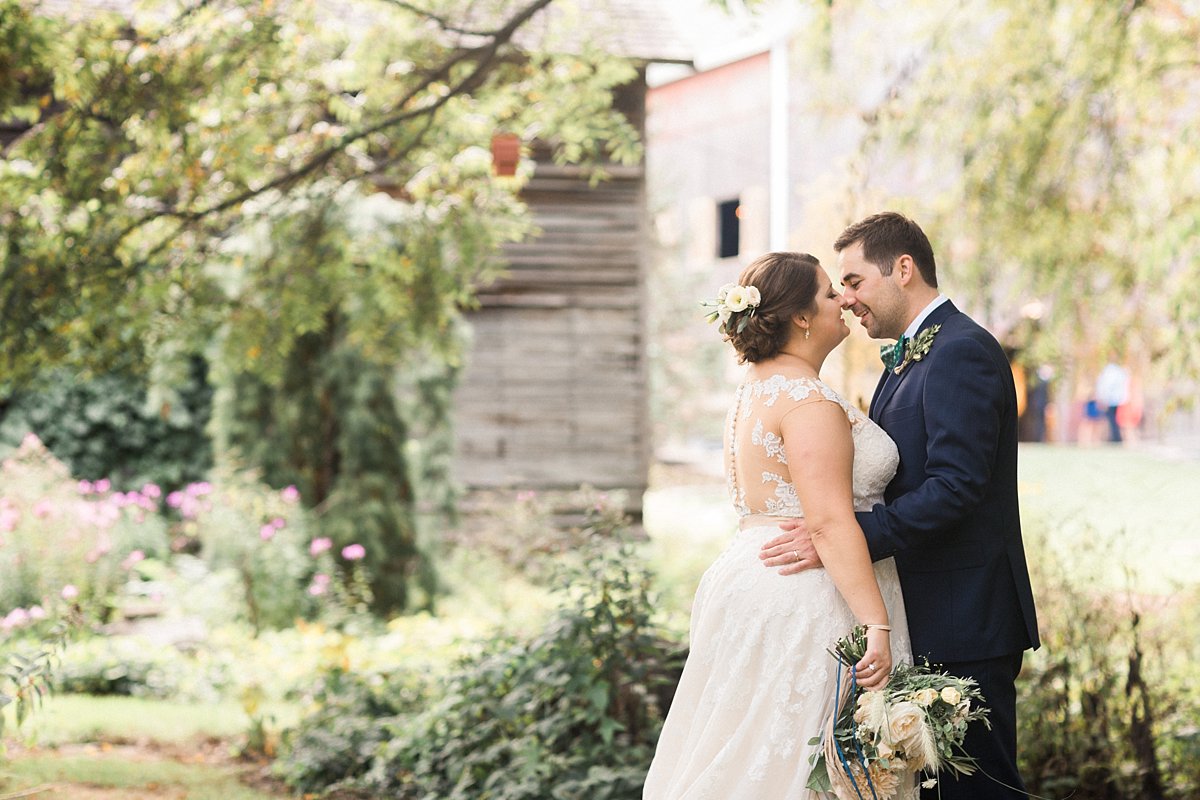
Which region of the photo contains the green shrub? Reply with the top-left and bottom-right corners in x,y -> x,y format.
53,634 -> 233,702
278,510 -> 686,799
273,668 -> 428,793
1018,525 -> 1200,799
0,360 -> 213,492
177,468 -> 318,632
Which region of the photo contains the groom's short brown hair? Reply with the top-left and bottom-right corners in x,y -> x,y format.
834,212 -> 938,288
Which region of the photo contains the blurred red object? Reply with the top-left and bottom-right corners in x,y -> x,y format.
491,133 -> 521,176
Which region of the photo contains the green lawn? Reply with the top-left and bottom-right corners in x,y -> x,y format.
2,696 -> 298,798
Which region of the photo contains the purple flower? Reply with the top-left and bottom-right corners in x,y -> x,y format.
259,524 -> 277,541
309,537 -> 332,556
307,573 -> 331,596
94,478 -> 111,493
166,491 -> 185,509
270,517 -> 286,529
141,483 -> 162,499
78,480 -> 94,494
281,485 -> 301,503
187,481 -> 213,497
341,543 -> 366,561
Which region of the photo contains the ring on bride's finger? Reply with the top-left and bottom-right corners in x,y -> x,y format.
792,550 -> 800,561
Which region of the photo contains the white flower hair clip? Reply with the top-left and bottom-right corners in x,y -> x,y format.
701,282 -> 761,334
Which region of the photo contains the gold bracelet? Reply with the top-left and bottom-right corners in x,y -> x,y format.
865,624 -> 892,632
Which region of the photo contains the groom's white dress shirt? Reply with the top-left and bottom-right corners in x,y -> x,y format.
903,294 -> 949,340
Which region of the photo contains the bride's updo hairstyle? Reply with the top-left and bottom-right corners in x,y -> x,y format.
726,252 -> 822,364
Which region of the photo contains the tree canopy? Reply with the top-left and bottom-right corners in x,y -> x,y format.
842,0 -> 1200,387
0,0 -> 641,389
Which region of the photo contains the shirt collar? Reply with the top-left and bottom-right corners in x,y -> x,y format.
903,294 -> 949,339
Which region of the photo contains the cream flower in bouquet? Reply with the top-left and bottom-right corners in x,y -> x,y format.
807,626 -> 991,799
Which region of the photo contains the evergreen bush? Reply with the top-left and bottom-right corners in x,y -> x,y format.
0,359 -> 213,492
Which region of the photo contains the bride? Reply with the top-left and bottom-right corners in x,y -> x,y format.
643,252 -> 913,799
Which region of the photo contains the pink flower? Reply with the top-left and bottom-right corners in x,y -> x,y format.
270,517 -> 286,529
307,573 -> 331,596
0,506 -> 20,533
281,485 -> 300,503
187,482 -> 212,497
141,483 -> 162,498
516,490 -> 537,502
28,605 -> 46,621
94,478 -> 111,493
341,543 -> 366,561
309,537 -> 332,556
259,524 -> 277,541
78,480 -> 95,494
2,608 -> 30,630
61,584 -> 79,600
121,550 -> 146,569
166,491 -> 185,509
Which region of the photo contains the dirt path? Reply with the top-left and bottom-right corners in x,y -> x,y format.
1,738 -> 294,799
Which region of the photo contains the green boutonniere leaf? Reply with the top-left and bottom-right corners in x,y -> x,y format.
894,324 -> 942,374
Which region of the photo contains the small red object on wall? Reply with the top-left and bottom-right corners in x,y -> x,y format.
491,133 -> 521,176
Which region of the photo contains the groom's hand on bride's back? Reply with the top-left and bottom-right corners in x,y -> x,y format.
759,519 -> 823,575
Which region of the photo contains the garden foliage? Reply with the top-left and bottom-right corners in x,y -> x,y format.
279,511 -> 686,799
1017,529 -> 1200,800
0,359 -> 213,492
0,0 -> 644,612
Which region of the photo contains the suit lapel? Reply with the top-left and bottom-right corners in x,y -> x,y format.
868,370 -> 890,420
870,301 -> 959,420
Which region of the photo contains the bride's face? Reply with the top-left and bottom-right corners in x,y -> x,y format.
808,275 -> 852,348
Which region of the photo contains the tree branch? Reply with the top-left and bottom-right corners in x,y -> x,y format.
374,0 -> 500,37
114,0 -> 555,240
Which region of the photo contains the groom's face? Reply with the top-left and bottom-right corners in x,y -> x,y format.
838,242 -> 907,340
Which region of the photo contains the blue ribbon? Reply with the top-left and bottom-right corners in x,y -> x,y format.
831,660 -> 879,800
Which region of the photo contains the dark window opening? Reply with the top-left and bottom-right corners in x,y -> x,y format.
717,198 -> 741,259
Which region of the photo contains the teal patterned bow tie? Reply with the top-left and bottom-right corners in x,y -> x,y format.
879,335 -> 909,371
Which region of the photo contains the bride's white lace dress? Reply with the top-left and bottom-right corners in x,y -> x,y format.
643,375 -> 913,800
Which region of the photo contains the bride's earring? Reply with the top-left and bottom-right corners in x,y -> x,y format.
804,328 -> 810,340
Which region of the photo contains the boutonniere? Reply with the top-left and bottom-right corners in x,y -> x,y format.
894,324 -> 941,374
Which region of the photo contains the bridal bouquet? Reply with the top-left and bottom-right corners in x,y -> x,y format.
806,626 -> 991,800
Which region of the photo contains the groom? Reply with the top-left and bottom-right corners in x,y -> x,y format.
763,212 -> 1040,799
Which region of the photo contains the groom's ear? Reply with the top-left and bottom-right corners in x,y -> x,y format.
894,255 -> 916,286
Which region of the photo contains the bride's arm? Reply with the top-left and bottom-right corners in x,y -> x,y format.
780,400 -> 891,687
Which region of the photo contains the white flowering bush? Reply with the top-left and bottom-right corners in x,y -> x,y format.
807,626 -> 991,799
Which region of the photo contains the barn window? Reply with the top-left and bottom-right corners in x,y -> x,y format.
717,198 -> 741,259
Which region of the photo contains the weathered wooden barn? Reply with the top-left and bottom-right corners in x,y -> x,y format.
451,6 -> 690,514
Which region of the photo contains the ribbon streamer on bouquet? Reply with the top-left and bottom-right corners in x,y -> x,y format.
825,657 -> 880,800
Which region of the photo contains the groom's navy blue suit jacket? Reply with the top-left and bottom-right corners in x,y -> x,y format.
857,301 -> 1040,665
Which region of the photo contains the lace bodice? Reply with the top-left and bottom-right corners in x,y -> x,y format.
724,374 -> 899,517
